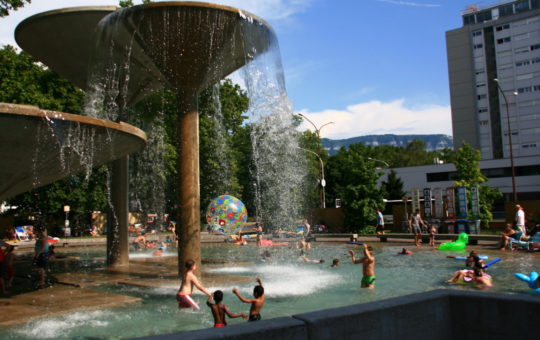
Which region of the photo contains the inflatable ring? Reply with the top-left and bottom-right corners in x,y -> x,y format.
438,233 -> 468,251
514,272 -> 540,293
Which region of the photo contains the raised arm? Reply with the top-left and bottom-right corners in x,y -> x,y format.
348,250 -> 363,264
256,277 -> 263,288
363,244 -> 374,261
232,288 -> 254,303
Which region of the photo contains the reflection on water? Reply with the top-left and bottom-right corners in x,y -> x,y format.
3,243 -> 539,339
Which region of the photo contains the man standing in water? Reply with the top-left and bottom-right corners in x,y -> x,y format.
349,243 -> 376,288
177,259 -> 211,309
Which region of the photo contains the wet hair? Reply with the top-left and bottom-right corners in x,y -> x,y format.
213,290 -> 223,303
332,258 -> 340,265
319,259 -> 325,263
185,259 -> 195,270
254,285 -> 264,298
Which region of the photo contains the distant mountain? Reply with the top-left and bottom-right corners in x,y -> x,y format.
321,134 -> 453,155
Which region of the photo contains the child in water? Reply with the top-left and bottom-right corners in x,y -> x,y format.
207,290 -> 247,327
176,259 -> 211,309
331,259 -> 340,267
232,277 -> 265,322
349,243 -> 376,288
429,225 -> 436,247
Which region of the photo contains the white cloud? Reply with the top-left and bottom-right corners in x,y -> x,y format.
376,0 -> 440,8
297,99 -> 452,139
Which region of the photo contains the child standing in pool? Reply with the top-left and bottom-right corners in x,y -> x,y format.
429,225 -> 436,247
207,290 -> 247,327
176,259 -> 211,310
349,243 -> 376,288
232,277 -> 265,321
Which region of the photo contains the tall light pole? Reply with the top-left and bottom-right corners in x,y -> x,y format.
298,147 -> 326,208
494,78 -> 518,202
368,157 -> 390,168
298,113 -> 334,209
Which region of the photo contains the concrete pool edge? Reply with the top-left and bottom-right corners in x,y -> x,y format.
134,289 -> 540,340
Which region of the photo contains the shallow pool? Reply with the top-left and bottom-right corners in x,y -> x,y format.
4,243 -> 539,339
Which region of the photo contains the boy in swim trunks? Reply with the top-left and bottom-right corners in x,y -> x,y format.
349,243 -> 376,288
207,290 -> 247,327
176,259 -> 211,310
232,277 -> 265,321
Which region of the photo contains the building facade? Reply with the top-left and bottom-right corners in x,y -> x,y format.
446,0 -> 540,160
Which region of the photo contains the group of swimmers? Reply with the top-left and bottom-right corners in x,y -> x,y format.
177,259 -> 265,327
446,250 -> 493,289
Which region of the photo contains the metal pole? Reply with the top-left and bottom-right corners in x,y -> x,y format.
298,147 -> 326,209
298,113 -> 334,209
494,79 -> 517,202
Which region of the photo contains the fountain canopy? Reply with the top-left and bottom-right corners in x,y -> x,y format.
0,103 -> 147,201
15,2 -> 275,105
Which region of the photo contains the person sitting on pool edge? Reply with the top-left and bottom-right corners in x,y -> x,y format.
232,277 -> 265,322
207,290 -> 247,327
176,259 -> 211,309
349,243 -> 376,288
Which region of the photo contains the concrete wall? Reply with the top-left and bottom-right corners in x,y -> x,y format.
134,289 -> 540,340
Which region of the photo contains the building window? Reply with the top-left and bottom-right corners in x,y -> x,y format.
478,108 -> 488,113
532,58 -> 540,64
479,120 -> 489,126
477,94 -> 487,100
497,37 -> 511,44
464,14 -> 476,25
516,60 -> 531,67
515,47 -> 530,54
476,83 -> 486,88
474,43 -> 484,49
517,86 -> 532,93
531,44 -> 540,51
496,24 -> 510,31
534,85 -> 540,91
499,4 -> 514,16
476,10 -> 492,22
515,0 -> 530,13
522,143 -> 538,148
472,31 -> 482,37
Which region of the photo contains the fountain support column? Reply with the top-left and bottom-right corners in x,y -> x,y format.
107,156 -> 130,266
177,91 -> 201,276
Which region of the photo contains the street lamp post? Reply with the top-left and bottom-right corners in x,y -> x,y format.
298,147 -> 327,208
298,113 -> 334,209
494,78 -> 518,202
367,157 -> 390,168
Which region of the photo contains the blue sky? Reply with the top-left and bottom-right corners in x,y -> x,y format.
0,0 -> 491,139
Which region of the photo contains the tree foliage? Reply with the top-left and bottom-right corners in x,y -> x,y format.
325,144 -> 384,232
453,142 -> 501,228
381,169 -> 406,200
0,0 -> 30,17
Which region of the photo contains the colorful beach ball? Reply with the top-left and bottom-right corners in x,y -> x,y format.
205,195 -> 247,234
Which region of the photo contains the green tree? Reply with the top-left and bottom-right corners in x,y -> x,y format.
326,143 -> 384,233
381,170 -> 406,200
0,0 -> 30,17
453,142 -> 501,228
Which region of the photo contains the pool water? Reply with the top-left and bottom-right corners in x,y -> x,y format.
4,243 -> 539,339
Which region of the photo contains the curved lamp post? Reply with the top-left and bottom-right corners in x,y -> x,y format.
367,157 -> 390,168
493,78 -> 518,202
298,147 -> 326,208
298,113 -> 334,208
